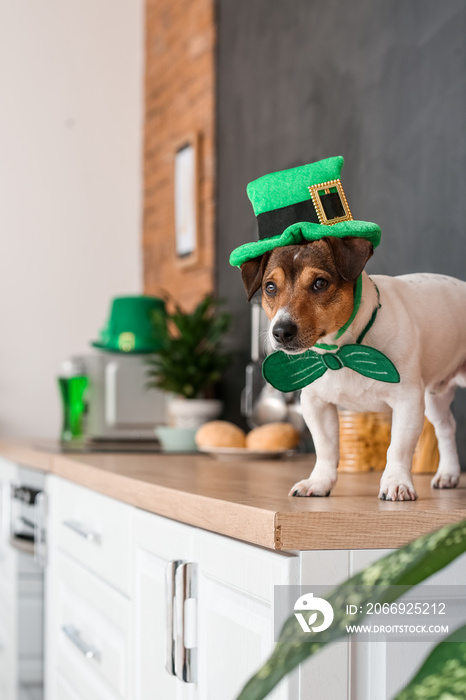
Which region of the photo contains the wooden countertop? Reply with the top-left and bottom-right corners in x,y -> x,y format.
1,439 -> 465,551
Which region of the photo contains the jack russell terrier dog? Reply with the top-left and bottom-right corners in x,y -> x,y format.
240,239 -> 466,501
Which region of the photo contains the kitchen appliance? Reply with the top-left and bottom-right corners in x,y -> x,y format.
241,299 -> 270,427
83,352 -> 167,441
56,294 -> 169,443
3,465 -> 46,699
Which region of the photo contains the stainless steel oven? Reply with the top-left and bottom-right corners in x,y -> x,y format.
7,466 -> 46,700
10,483 -> 45,563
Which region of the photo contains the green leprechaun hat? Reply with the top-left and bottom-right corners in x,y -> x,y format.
229,156 -> 381,267
92,296 -> 166,354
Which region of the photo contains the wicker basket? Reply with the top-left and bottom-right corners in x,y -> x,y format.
338,410 -> 439,474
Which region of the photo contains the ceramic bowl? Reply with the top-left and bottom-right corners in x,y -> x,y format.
155,426 -> 198,452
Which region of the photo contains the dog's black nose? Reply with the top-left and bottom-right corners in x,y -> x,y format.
272,320 -> 298,345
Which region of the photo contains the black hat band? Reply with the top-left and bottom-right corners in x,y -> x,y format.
256,199 -> 319,241
256,180 -> 352,241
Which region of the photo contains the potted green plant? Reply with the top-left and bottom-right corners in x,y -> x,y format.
146,294 -> 232,429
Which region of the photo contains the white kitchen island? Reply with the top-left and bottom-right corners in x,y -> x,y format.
0,440 -> 465,700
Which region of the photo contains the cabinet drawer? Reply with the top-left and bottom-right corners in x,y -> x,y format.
50,476 -> 132,595
54,552 -> 130,699
56,671 -> 121,700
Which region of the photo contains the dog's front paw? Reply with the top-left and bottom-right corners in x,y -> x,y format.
379,474 -> 417,502
431,471 -> 460,489
289,475 -> 336,498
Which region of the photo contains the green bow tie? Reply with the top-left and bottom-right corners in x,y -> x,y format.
262,344 -> 400,392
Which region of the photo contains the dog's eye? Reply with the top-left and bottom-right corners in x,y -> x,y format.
312,278 -> 329,291
264,281 -> 277,296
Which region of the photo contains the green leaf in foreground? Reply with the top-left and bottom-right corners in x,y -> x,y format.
236,519 -> 466,700
394,624 -> 466,700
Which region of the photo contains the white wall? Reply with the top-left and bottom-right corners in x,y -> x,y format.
0,0 -> 144,437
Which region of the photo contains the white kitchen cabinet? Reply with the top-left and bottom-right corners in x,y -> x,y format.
133,508 -> 194,700
298,550 -> 352,700
298,547 -> 466,700
48,552 -> 130,700
196,529 -> 299,700
347,549 -> 466,700
41,472 -> 466,700
50,475 -> 133,596
132,507 -> 299,700
46,476 -> 132,700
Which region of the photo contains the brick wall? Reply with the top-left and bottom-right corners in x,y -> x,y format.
143,0 -> 216,310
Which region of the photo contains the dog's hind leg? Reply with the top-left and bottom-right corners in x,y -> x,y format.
425,385 -> 461,489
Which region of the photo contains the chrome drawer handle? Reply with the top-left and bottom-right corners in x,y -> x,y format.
62,519 -> 101,544
62,624 -> 101,662
165,560 -> 184,676
175,562 -> 197,683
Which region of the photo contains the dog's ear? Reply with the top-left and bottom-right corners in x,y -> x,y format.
240,253 -> 270,301
323,237 -> 374,282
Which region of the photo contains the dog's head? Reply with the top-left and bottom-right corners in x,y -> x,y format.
240,237 -> 373,353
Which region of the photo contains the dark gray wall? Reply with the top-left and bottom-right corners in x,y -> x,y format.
216,0 -> 466,461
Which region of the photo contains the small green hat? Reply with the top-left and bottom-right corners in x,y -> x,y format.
92,296 -> 166,354
229,156 -> 381,267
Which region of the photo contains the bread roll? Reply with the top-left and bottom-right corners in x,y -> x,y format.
196,421 -> 246,448
246,423 -> 300,451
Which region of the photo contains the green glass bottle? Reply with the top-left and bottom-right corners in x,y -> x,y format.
58,358 -> 88,443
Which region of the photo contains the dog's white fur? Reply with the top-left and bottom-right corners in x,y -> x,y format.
268,271 -> 466,500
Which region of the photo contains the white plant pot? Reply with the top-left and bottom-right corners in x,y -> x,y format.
168,397 -> 223,429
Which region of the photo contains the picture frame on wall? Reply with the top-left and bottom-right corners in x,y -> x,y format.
174,134 -> 200,266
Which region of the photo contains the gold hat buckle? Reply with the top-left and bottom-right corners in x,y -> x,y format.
309,179 -> 353,225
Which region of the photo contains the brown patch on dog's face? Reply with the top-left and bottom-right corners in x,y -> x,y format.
262,240 -> 361,351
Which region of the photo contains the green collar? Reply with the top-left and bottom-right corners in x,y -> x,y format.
262,278 -> 399,391
355,279 -> 381,345
314,274 -> 363,350
314,275 -> 380,350
335,274 -> 364,340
